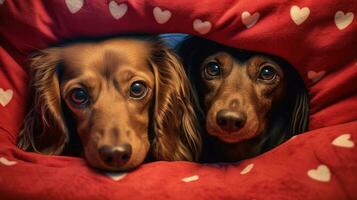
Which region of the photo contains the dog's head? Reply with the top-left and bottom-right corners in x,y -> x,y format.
178,37 -> 308,152
18,36 -> 201,171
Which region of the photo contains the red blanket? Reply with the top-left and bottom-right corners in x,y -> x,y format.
0,0 -> 356,199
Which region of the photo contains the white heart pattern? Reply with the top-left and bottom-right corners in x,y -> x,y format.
193,19 -> 212,35
0,0 -> 5,5
241,11 -> 260,28
182,175 -> 199,182
240,163 -> 254,175
307,70 -> 326,83
0,88 -> 13,107
65,0 -> 84,14
0,157 -> 17,166
290,135 -> 297,140
335,11 -> 354,30
106,172 -> 128,181
332,134 -> 354,148
153,7 -> 172,24
290,6 -> 310,25
109,1 -> 128,20
307,164 -> 331,182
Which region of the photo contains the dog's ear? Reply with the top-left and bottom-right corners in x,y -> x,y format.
262,59 -> 309,150
290,87 -> 309,135
149,41 -> 201,162
17,48 -> 69,155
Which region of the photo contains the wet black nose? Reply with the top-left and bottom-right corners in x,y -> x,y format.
99,144 -> 132,168
216,109 -> 246,132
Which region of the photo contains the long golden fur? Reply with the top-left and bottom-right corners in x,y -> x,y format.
18,35 -> 201,171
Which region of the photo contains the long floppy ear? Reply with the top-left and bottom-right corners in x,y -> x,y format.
290,87 -> 309,135
282,59 -> 310,138
261,57 -> 310,150
149,40 -> 202,162
176,36 -> 216,110
17,48 -> 68,155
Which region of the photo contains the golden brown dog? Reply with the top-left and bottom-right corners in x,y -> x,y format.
18,35 -> 201,171
178,37 -> 309,162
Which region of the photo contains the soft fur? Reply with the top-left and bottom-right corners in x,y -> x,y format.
178,36 -> 309,162
18,35 -> 201,171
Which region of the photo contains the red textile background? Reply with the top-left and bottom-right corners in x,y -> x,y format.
0,0 -> 356,199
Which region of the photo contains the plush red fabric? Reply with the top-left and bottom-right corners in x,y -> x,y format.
0,0 -> 356,199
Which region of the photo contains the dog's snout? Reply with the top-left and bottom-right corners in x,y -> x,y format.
99,144 -> 132,168
216,109 -> 246,132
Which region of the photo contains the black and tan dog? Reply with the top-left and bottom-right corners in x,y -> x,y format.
178,36 -> 309,162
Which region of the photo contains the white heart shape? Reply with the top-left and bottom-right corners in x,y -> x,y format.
290,6 -> 310,25
240,163 -> 254,175
193,19 -> 212,35
106,172 -> 127,181
182,175 -> 199,182
332,134 -> 354,148
335,11 -> 354,30
307,70 -> 326,83
241,11 -> 260,28
0,0 -> 5,5
307,164 -> 331,182
109,1 -> 128,20
0,88 -> 13,107
65,0 -> 84,14
0,157 -> 17,166
290,135 -> 297,140
153,7 -> 172,24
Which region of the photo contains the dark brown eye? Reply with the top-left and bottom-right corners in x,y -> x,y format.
205,61 -> 221,77
70,88 -> 89,107
129,81 -> 148,99
258,65 -> 277,80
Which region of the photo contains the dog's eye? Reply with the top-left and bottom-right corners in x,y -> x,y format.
70,88 -> 89,106
258,65 -> 277,80
205,61 -> 221,77
129,81 -> 148,99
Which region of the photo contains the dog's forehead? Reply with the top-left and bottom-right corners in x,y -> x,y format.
207,52 -> 280,68
247,55 -> 276,65
63,39 -> 151,67
61,39 -> 153,77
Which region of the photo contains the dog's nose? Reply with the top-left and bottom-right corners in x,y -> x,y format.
99,144 -> 132,168
216,110 -> 246,132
